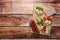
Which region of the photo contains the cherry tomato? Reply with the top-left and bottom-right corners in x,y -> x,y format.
43,16 -> 47,20
31,20 -> 35,23
43,25 -> 46,31
30,20 -> 35,27
47,17 -> 53,21
30,20 -> 40,33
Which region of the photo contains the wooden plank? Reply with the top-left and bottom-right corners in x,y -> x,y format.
1,3 -> 60,15
0,0 -> 34,2
0,0 -> 11,2
1,0 -> 60,3
0,15 -> 32,26
10,39 -> 59,40
0,26 -> 59,38
34,0 -> 60,2
0,3 -> 33,14
1,39 -> 58,40
52,15 -> 60,26
1,39 -> 11,40
0,27 -> 33,38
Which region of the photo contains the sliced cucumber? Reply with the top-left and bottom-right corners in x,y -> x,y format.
36,9 -> 43,14
45,30 -> 50,35
45,20 -> 51,25
45,28 -> 51,35
36,17 -> 44,25
36,17 -> 42,25
36,6 -> 44,15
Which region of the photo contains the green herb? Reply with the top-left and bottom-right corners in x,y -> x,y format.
45,20 -> 51,25
36,17 -> 44,25
36,6 -> 44,14
45,28 -> 51,35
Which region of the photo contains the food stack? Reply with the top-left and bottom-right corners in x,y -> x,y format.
30,5 -> 56,36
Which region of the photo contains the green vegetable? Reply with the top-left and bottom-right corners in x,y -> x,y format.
36,6 -> 43,11
41,19 -> 44,25
36,17 -> 42,25
45,20 -> 51,25
45,28 -> 51,35
45,30 -> 50,35
36,6 -> 44,15
36,17 -> 44,25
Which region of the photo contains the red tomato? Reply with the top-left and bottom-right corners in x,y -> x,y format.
43,17 -> 47,20
43,25 -> 46,31
31,20 -> 35,23
47,17 -> 53,21
30,20 -> 40,33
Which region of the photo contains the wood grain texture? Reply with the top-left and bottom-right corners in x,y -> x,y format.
0,3 -> 33,14
0,0 -> 60,39
0,39 -> 59,40
52,15 -> 60,26
0,26 -> 59,38
0,0 -> 60,3
0,15 -> 32,26
34,0 -> 60,2
0,27 -> 33,38
0,0 -> 34,2
0,3 -> 60,14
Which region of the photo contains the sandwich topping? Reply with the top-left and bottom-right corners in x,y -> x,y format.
36,6 -> 44,15
30,6 -> 53,36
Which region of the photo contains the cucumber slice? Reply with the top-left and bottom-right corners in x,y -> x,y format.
45,28 -> 51,35
45,30 -> 50,35
36,17 -> 42,25
36,17 -> 44,25
36,6 -> 44,15
45,20 -> 51,25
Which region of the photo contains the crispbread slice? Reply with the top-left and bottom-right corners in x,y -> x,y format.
31,5 -> 53,36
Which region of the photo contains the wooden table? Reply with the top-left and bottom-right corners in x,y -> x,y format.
0,0 -> 60,39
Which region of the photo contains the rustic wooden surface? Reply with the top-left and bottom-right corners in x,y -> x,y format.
0,39 -> 59,40
0,0 -> 60,2
0,0 -> 60,39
